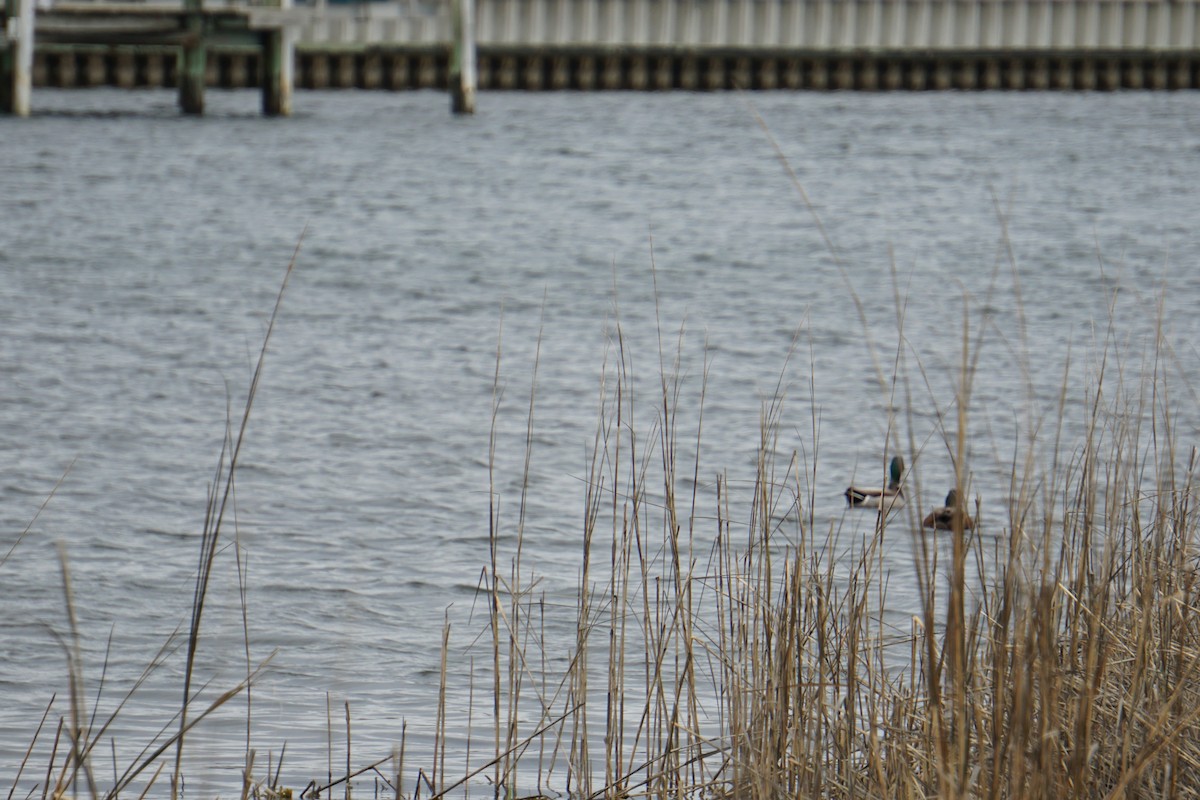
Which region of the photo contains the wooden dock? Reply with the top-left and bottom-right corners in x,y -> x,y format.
7,0 -> 1200,102
1,0 -> 294,115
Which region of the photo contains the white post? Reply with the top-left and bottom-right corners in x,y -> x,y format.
450,0 -> 475,114
6,0 -> 34,115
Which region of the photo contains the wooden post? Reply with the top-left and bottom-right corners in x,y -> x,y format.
179,0 -> 206,114
2,0 -> 35,115
262,0 -> 293,116
449,0 -> 475,114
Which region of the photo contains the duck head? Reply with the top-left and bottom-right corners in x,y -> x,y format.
888,456 -> 905,489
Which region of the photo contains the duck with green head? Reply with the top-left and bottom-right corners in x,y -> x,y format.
844,455 -> 905,511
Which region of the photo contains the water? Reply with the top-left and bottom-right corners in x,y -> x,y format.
3,88 -> 1200,795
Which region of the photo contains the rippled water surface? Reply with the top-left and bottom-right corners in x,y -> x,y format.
3,88 -> 1200,794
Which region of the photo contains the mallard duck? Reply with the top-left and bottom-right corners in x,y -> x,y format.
844,456 -> 905,510
923,488 -> 974,531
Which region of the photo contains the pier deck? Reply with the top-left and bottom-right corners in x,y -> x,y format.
8,0 -> 1200,99
2,0 -> 294,114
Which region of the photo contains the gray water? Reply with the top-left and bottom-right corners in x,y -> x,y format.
3,88 -> 1200,795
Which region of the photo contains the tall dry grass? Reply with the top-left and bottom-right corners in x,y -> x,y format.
7,241 -> 300,800
12,240 -> 1200,800
440,278 -> 1200,800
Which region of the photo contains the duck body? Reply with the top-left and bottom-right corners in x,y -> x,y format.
845,456 -> 906,511
844,485 -> 905,510
923,489 -> 974,531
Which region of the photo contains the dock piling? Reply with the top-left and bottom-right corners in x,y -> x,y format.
449,0 -> 475,113
179,0 -> 206,114
262,0 -> 293,115
1,0 -> 34,115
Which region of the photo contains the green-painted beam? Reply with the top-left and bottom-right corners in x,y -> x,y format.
178,12 -> 205,114
261,27 -> 292,116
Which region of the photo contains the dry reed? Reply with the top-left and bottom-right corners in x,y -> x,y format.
12,236 -> 1200,800
439,266 -> 1200,800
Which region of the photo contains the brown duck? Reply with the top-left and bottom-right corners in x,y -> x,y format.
923,488 -> 974,531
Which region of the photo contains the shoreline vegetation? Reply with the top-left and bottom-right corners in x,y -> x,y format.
10,130 -> 1200,794
13,248 -> 1200,800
